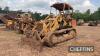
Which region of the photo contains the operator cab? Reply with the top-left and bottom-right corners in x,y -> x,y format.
51,2 -> 73,18
50,3 -> 74,29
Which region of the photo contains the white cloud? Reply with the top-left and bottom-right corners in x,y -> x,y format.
50,0 -> 57,5
64,0 -> 97,13
82,0 -> 97,13
0,0 -> 98,14
83,0 -> 93,7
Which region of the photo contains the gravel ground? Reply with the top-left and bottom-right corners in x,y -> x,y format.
0,25 -> 100,56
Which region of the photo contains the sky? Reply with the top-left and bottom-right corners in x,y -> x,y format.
0,0 -> 100,14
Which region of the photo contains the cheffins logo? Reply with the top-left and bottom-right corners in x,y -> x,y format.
68,46 -> 94,52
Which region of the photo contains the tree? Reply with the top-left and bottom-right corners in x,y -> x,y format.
72,12 -> 83,20
90,7 -> 100,21
98,7 -> 100,13
73,9 -> 92,22
41,14 -> 48,19
85,9 -> 91,15
4,6 -> 10,11
0,7 -> 2,11
32,12 -> 41,20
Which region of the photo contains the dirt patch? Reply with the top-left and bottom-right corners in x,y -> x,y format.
0,26 -> 100,56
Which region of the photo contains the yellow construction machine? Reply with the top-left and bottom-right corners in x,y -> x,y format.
14,13 -> 34,34
0,14 -> 15,30
24,3 -> 77,47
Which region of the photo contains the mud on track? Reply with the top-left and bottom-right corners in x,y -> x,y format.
0,26 -> 100,56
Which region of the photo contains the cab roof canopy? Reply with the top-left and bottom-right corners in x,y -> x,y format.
51,3 -> 73,11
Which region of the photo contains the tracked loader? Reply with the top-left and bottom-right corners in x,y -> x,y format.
23,3 -> 77,47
